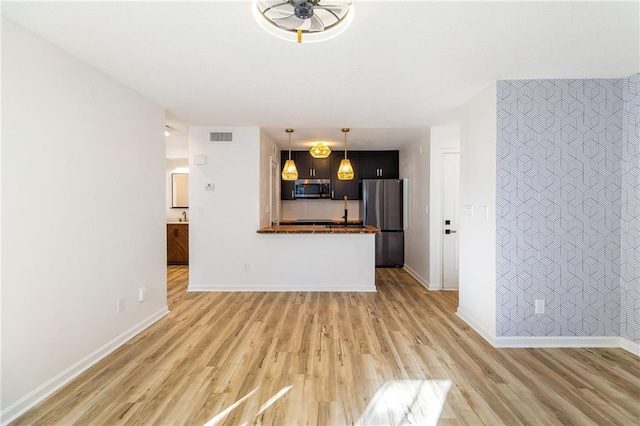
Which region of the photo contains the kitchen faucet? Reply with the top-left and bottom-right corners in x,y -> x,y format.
342,196 -> 348,226
181,211 -> 187,222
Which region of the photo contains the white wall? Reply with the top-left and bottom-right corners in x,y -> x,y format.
399,130 -> 431,288
1,18 -> 168,421
166,158 -> 188,222
188,126 -> 375,292
428,127 -> 460,290
457,83 -> 497,343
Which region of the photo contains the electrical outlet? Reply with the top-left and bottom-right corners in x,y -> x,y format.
117,297 -> 126,313
242,262 -> 250,272
138,287 -> 146,302
535,299 -> 545,314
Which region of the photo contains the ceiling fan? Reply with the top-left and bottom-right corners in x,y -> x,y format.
253,0 -> 354,43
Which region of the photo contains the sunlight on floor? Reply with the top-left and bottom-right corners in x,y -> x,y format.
202,385 -> 292,426
202,387 -> 258,426
355,380 -> 452,426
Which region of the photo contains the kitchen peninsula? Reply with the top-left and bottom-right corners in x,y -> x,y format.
186,127 -> 388,293
256,223 -> 379,292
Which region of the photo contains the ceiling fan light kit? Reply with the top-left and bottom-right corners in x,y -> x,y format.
252,0 -> 354,43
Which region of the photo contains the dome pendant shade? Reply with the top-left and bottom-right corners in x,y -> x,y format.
309,143 -> 331,158
282,159 -> 299,180
337,159 -> 354,180
282,128 -> 298,181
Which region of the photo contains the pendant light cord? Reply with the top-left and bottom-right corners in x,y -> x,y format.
342,128 -> 350,159
286,128 -> 294,160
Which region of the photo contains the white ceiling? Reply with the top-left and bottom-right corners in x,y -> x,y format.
2,1 -> 638,154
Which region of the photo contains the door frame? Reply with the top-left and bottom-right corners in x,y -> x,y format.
269,156 -> 280,225
429,147 -> 460,290
440,151 -> 460,290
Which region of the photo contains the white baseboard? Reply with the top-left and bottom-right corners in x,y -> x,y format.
1,306 -> 169,426
493,336 -> 621,348
403,265 -> 431,290
456,311 -> 638,358
456,308 -> 496,345
621,338 -> 640,357
187,284 -> 376,292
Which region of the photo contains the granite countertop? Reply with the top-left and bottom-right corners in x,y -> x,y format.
279,219 -> 363,225
257,225 -> 380,234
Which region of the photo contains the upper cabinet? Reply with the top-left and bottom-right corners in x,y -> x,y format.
295,151 -> 331,179
331,152 -> 360,200
280,150 -> 399,200
359,151 -> 399,179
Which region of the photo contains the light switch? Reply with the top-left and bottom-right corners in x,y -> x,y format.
483,205 -> 489,219
193,155 -> 207,165
465,205 -> 474,217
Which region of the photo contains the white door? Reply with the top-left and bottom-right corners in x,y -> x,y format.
442,152 -> 460,289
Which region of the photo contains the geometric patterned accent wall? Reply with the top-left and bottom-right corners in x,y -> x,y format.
621,73 -> 640,344
496,79 -> 623,337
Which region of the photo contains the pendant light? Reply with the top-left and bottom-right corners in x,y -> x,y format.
281,128 -> 298,181
337,128 -> 354,180
309,142 -> 331,158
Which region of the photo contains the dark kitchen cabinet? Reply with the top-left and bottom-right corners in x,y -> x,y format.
331,152 -> 360,200
295,151 -> 330,179
359,151 -> 399,179
280,151 -> 295,200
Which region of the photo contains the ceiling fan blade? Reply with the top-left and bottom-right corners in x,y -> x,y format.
316,5 -> 344,11
264,1 -> 293,15
270,6 -> 295,17
265,0 -> 292,7
264,1 -> 294,17
272,14 -> 305,30
314,6 -> 344,18
309,15 -> 325,32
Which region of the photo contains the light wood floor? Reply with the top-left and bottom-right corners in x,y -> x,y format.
12,267 -> 640,425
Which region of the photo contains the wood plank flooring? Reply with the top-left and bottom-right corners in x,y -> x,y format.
12,267 -> 640,425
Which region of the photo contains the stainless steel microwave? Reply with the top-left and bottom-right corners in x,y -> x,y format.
294,178 -> 331,198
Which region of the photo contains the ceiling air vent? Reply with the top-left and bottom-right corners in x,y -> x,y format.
209,132 -> 233,142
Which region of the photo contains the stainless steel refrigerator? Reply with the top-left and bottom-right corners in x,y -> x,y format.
361,179 -> 404,267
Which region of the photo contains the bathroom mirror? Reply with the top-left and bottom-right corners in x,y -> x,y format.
172,173 -> 189,208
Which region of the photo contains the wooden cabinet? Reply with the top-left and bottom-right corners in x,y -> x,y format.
167,224 -> 189,265
295,151 -> 330,179
331,152 -> 360,200
359,151 -> 399,179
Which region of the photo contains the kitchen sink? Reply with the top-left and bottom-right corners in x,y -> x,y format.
325,224 -> 366,229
